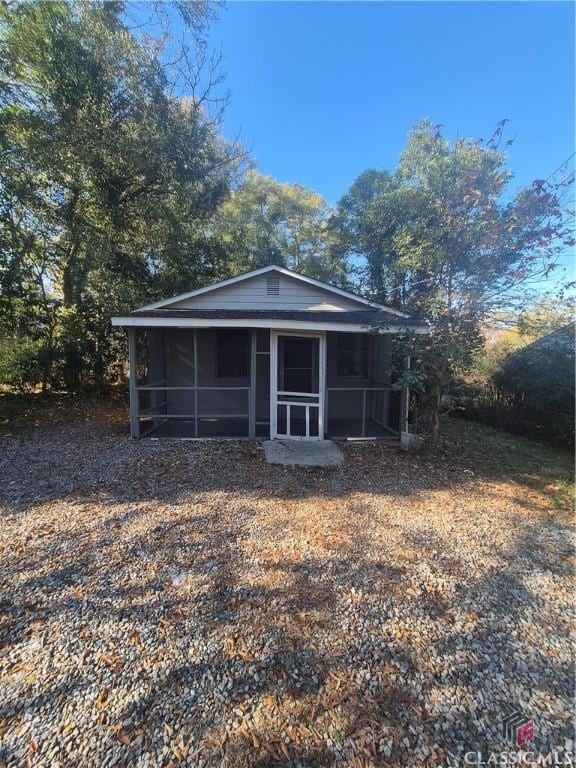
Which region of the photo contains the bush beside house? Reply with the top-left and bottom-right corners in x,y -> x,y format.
452,324 -> 575,450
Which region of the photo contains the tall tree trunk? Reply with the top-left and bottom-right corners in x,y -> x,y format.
36,260 -> 54,395
426,386 -> 442,451
60,188 -> 84,391
425,263 -> 453,452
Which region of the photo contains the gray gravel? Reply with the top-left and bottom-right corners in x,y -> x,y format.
0,415 -> 573,767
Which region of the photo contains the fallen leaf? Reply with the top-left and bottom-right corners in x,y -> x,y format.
116,729 -> 130,747
96,688 -> 110,709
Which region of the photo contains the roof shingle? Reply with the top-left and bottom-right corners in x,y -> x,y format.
129,308 -> 421,327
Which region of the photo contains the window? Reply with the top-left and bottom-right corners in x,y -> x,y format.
337,334 -> 369,378
216,329 -> 249,378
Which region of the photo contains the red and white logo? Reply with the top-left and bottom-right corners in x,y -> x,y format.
504,712 -> 535,748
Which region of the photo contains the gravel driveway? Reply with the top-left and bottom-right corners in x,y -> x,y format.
0,408 -> 573,767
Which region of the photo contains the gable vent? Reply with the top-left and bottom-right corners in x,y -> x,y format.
266,276 -> 280,296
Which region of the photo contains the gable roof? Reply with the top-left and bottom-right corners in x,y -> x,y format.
136,264 -> 410,317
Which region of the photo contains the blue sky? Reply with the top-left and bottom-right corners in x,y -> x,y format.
207,1 -> 575,207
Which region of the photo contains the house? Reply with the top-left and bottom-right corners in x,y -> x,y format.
111,265 -> 427,441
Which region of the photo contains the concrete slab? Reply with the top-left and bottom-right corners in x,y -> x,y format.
263,439 -> 343,467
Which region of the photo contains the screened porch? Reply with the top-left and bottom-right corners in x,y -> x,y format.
128,327 -> 407,440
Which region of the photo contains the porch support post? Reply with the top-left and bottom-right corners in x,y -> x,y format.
270,330 -> 277,439
249,329 -> 257,438
402,355 -> 411,433
319,332 -> 326,439
193,329 -> 199,438
128,328 -> 140,439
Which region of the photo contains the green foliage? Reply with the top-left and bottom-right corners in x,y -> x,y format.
0,0 -> 240,391
1,2 -> 354,394
467,296 -> 575,387
335,120 -> 569,442
495,325 -> 575,407
515,295 -> 575,339
0,0 -> 570,438
210,171 -> 346,284
451,298 -> 575,450
0,338 -> 44,393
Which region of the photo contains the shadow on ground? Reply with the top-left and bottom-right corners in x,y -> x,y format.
0,402 -> 573,767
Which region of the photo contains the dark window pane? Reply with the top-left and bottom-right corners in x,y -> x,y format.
337,334 -> 369,353
284,369 -> 313,392
217,330 -> 249,378
337,352 -> 368,377
289,405 -> 307,437
309,408 -> 319,437
336,334 -> 368,377
284,338 -> 313,368
280,337 -> 318,393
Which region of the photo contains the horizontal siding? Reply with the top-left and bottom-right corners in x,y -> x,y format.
171,274 -> 364,311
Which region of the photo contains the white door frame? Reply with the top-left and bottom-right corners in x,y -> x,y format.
270,330 -> 326,440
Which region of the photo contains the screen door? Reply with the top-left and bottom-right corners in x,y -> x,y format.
271,332 -> 324,439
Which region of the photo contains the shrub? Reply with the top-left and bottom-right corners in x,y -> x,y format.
0,339 -> 44,393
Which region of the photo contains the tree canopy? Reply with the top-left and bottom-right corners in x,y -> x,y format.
0,3 -> 571,426
210,171 -> 345,284
332,120 -> 572,440
0,0 -> 241,390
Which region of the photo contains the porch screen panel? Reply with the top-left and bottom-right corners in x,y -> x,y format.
326,390 -> 364,437
365,390 -> 392,437
197,389 -> 248,417
288,405 -> 307,437
371,389 -> 390,428
255,353 -> 270,436
197,389 -> 250,437
387,389 -> 403,433
336,334 -> 369,378
278,337 -> 319,394
308,408 -> 319,437
136,329 -> 167,424
277,404 -> 287,435
216,329 -> 249,378
146,330 -> 167,385
256,328 -> 270,353
165,330 -> 196,416
198,417 -> 249,438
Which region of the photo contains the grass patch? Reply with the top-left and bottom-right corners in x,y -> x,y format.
442,416 -> 574,515
0,391 -> 127,436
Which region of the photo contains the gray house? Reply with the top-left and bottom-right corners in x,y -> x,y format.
111,265 -> 426,441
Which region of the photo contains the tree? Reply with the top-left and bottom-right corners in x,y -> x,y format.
210,171 -> 347,284
334,120 -> 572,445
494,324 -> 575,410
515,295 -> 575,339
465,294 -> 575,387
0,0 -> 241,391
330,169 -> 433,303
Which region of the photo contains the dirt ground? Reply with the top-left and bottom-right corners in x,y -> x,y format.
0,397 -> 573,767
